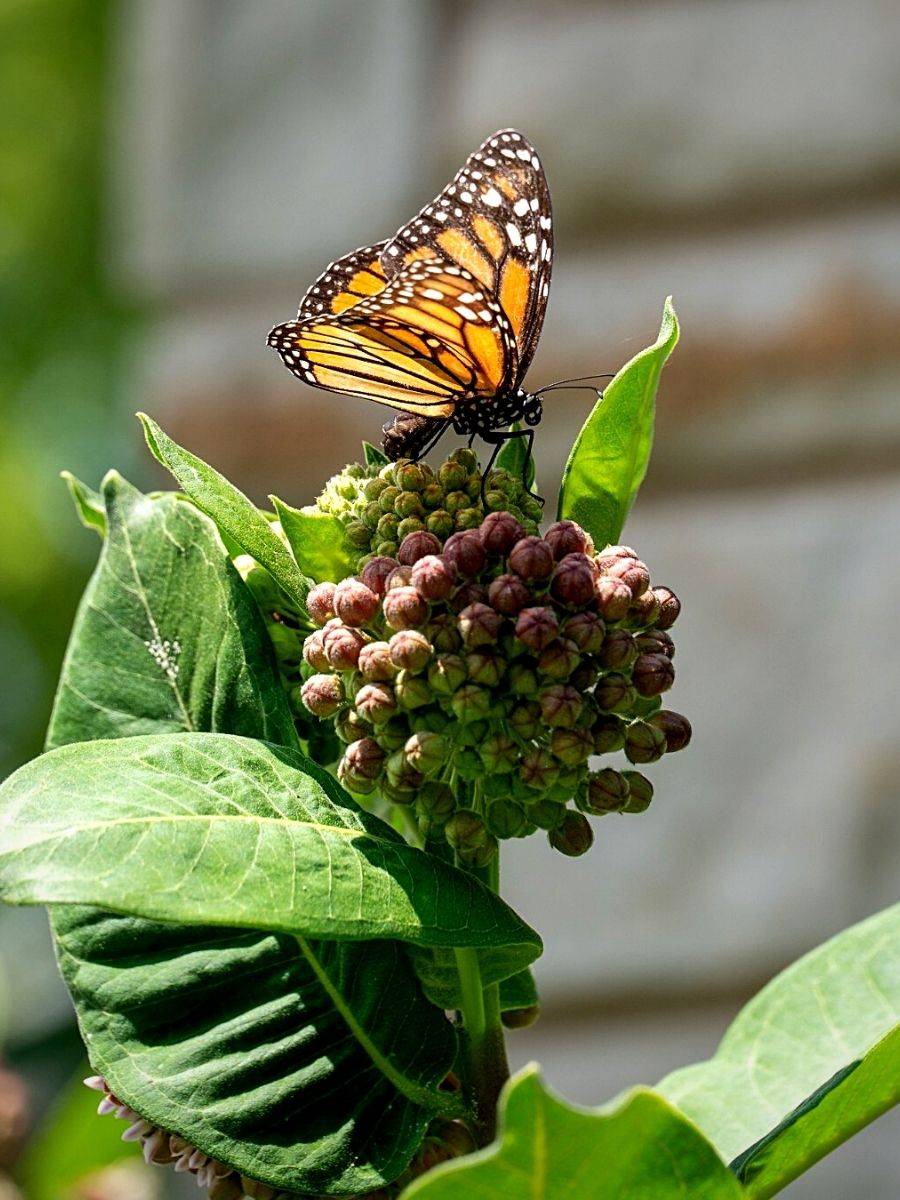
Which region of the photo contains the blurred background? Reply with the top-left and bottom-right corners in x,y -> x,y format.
2,0 -> 900,1195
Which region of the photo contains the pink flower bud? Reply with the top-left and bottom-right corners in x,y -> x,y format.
635,629 -> 675,659
549,811 -> 593,857
322,623 -> 367,670
307,582 -> 337,626
632,653 -> 675,697
389,629 -> 433,672
561,611 -> 605,653
466,648 -> 505,687
479,510 -> 525,556
508,536 -> 554,581
355,681 -> 398,724
385,565 -> 413,591
538,684 -> 583,727
515,606 -> 559,652
358,640 -> 396,681
333,578 -> 380,627
653,586 -> 682,629
361,556 -> 399,597
449,582 -> 489,613
397,529 -> 442,565
404,730 -> 447,775
550,554 -> 597,607
383,586 -> 429,631
601,556 -> 650,598
458,602 -> 500,647
628,589 -> 662,628
300,674 -> 344,717
649,709 -> 692,752
411,554 -> 456,601
443,530 -> 486,576
597,628 -> 638,671
537,638 -> 580,680
488,573 -> 532,615
302,630 -> 330,671
594,576 -> 632,622
544,520 -> 593,560
343,736 -> 386,780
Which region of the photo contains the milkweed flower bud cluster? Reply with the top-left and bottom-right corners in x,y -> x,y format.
300,490 -> 691,860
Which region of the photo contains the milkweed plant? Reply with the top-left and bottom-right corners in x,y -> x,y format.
1,300 -> 899,1200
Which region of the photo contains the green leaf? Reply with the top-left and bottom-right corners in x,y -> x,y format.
60,470 -> 106,537
494,424 -> 535,492
54,905 -> 459,1195
557,297 -> 679,546
658,902 -> 900,1198
408,946 -> 538,1011
271,495 -> 357,584
0,732 -> 543,957
138,412 -> 312,612
402,1066 -> 743,1199
500,967 -> 539,1014
46,472 -> 296,751
364,440 -> 390,468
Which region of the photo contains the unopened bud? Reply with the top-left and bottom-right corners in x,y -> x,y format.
333,578 -> 379,627
508,661 -> 539,697
428,653 -> 467,695
458,602 -> 500,647
550,727 -> 594,766
379,485 -> 401,513
479,733 -> 520,774
561,611 -> 606,653
404,730 -> 447,775
597,628 -> 638,671
445,809 -> 488,854
480,510 -> 525,556
343,737 -> 386,780
594,577 -> 632,622
450,683 -> 492,723
539,684 -> 584,727
411,554 -> 456,601
376,513 -> 400,543
361,556 -> 399,597
302,630 -> 330,671
417,780 -> 455,826
355,682 -> 398,724
307,582 -> 337,626
570,660 -> 599,691
424,613 -> 462,653
397,529 -> 442,565
389,630 -> 433,672
592,713 -> 627,754
379,715 -> 413,750
395,670 -> 433,711
444,489 -> 469,515
300,674 -> 344,717
635,629 -> 675,659
544,520 -> 593,560
549,811 -> 594,857
537,638 -> 580,680
443,530 -> 487,576
527,798 -> 565,830
624,719 -> 667,764
488,573 -> 532,615
385,750 -> 424,793
426,509 -> 455,539
385,565 -> 414,591
627,589 -> 662,628
335,707 -> 370,743
594,672 -> 638,713
653,586 -> 681,629
622,770 -> 654,813
345,519 -> 371,550
438,460 -> 468,491
398,518 -> 425,542
550,554 -> 596,607
508,536 -> 554,580
509,701 -> 541,740
585,767 -> 630,813
487,799 -> 528,838
449,582 -> 489,613
515,606 -> 558,652
598,555 -> 650,597
323,623 -> 367,671
421,482 -> 444,509
465,648 -> 504,687
649,709 -> 692,753
358,640 -> 396,682
632,653 -> 675,697
520,747 -> 560,790
383,586 -> 429,631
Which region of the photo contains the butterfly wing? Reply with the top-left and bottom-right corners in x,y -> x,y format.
382,128 -> 553,381
295,241 -> 390,319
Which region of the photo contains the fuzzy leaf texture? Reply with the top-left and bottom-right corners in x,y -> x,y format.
557,297 -> 678,546
28,473 -> 538,1193
402,1066 -> 743,1199
658,902 -> 900,1198
138,412 -> 313,614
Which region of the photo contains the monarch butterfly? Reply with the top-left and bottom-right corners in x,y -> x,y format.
267,129 -> 554,471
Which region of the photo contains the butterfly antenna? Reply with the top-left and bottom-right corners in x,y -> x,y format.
536,373 -> 614,395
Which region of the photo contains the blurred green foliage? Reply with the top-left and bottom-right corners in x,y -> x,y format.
0,0 -> 135,778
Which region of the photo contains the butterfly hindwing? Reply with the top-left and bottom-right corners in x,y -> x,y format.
295,241 -> 390,319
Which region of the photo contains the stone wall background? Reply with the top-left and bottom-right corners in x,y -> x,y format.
10,1 -> 900,1193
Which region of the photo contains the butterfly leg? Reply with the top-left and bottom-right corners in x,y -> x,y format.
478,427 -> 543,508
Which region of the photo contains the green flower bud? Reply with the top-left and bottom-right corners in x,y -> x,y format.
622,770 -> 654,813
537,638 -> 581,680
549,811 -> 594,856
395,670 -> 433,711
539,684 -> 583,727
421,482 -> 444,509
466,648 -> 505,687
453,747 -> 483,779
385,749 -> 424,792
345,520 -> 371,550
624,719 -> 667,764
395,461 -> 430,492
592,713 -> 627,754
363,501 -> 383,529
375,540 -> 399,558
438,460 -> 468,491
486,798 -> 528,839
527,798 -> 565,830
426,509 -> 455,539
378,715 -> 413,750
416,780 -> 455,825
546,766 -> 582,804
584,767 -> 630,814
509,661 -> 539,697
376,513 -> 400,542
550,727 -> 594,766
594,673 -> 638,714
379,485 -> 401,513
364,476 -> 389,501
335,707 -> 371,744
454,717 -> 491,747
561,611 -> 605,653
450,683 -> 493,724
445,489 -> 469,515
424,613 -> 462,653
380,779 -> 417,806
479,733 -> 520,774
409,705 -> 449,735
404,730 -> 447,776
509,701 -> 541,740
397,516 -> 425,541
445,809 -> 487,854
428,653 -> 467,695
459,835 -> 499,868
520,747 -> 559,791
454,506 -> 483,531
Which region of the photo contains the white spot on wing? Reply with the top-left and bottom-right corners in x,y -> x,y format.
506,223 -> 522,247
483,187 -> 502,207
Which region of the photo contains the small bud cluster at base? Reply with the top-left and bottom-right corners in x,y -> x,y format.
299,474 -> 691,857
86,1076 -> 472,1199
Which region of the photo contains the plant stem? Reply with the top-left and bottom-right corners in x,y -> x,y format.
454,851 -> 510,1146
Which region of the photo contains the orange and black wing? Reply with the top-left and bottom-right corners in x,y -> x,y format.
295,241 -> 389,320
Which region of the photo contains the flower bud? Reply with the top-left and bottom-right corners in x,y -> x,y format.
404,730 -> 447,776
550,554 -> 596,607
365,476 -> 388,501
453,747 -> 483,779
395,491 -> 424,520
550,727 -> 594,766
375,540 -> 398,558
361,556 -> 399,597
345,519 -> 371,550
539,684 -> 583,727
323,623 -> 367,671
514,606 -> 558,652
597,628 -> 638,671
443,530 -> 486,576
560,611 -> 605,653
409,706 -> 449,735
594,577 -> 632,622
549,811 -> 594,857
653,586 -> 681,629
378,715 -> 412,750
335,707 -> 370,743
527,797 -> 565,830
479,733 -> 520,774
417,780 -> 455,826
395,460 -> 430,492
358,640 -> 396,681
428,653 -> 467,695
300,674 -> 344,717
445,809 -> 488,854
449,582 -> 489,613
459,835 -> 499,868
395,670 -> 433,711
479,510 -> 525,556
489,573 -> 531,615
380,779 -> 417,806
457,602 -> 500,648
544,520 -> 592,560
397,529 -> 442,565
302,630 -> 330,671
421,482 -> 444,509
388,630 -> 433,672
438,460 -> 468,491
426,509 -> 455,539
635,629 -> 675,659
537,638 -> 580,680
385,565 -> 413,590
411,554 -> 457,601
454,507 -> 483,531
355,682 -> 398,724
649,709 -> 692,752
424,613 -> 462,653
622,770 -> 654,813
585,768 -> 630,813
632,653 -> 675,697
343,736 -> 386,780
520,747 -> 559,790
594,672 -> 638,713
509,701 -> 541,740
376,513 -> 400,543
450,683 -> 493,723
383,586 -> 429,631
379,485 -> 401,513
333,578 -> 379,627
307,582 -> 337,626
364,502 -> 383,530
570,660 -> 600,691
508,536 -> 554,581
444,489 -> 469,515
599,555 -> 650,597
502,1004 -> 540,1029
385,750 -> 424,792
398,516 -> 426,541
466,648 -> 505,687
508,661 -> 539,696
624,719 -> 667,764
487,799 -> 528,839
627,589 -> 662,629
592,713 -> 626,754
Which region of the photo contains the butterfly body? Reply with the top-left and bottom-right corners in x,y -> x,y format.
267,129 -> 552,463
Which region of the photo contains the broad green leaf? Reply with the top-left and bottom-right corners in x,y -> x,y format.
54,905 -> 459,1195
46,472 -> 296,751
271,495 -> 357,584
364,440 -> 390,468
60,470 -> 106,537
658,902 -> 900,1197
138,412 -> 312,612
408,946 -> 538,1011
494,424 -> 535,492
403,1066 -> 743,1199
557,297 -> 679,546
18,1066 -> 140,1199
0,732 -> 543,957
